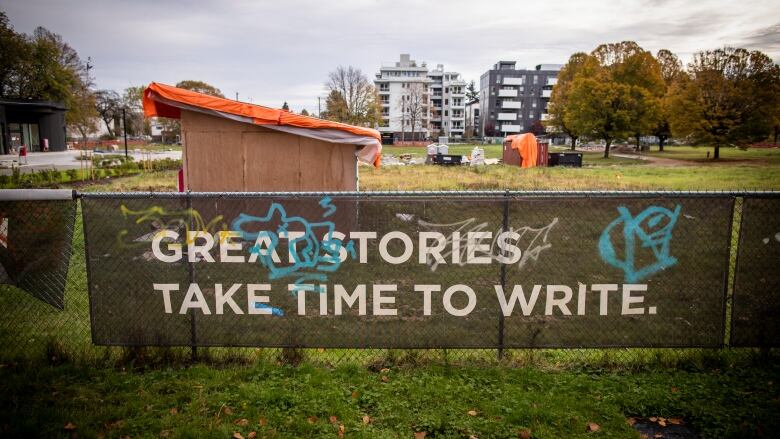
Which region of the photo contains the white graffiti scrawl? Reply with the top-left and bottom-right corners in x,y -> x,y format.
417,217 -> 558,272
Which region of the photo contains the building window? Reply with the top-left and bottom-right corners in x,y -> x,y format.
533,75 -> 538,84
445,110 -> 448,116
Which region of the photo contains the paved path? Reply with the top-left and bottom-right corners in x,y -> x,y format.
611,152 -> 691,166
0,149 -> 182,175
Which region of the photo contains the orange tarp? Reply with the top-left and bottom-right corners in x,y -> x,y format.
507,133 -> 538,168
142,82 -> 382,167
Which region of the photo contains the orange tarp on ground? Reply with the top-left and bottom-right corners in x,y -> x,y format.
142,82 -> 382,167
507,133 -> 538,168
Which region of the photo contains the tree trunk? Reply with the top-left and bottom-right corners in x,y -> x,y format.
659,137 -> 665,152
570,136 -> 577,151
603,139 -> 611,158
713,144 -> 720,160
635,134 -> 641,152
774,126 -> 778,146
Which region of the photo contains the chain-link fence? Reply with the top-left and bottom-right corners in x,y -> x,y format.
0,190 -> 777,367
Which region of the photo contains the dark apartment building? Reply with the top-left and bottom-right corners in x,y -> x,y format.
478,61 -> 562,137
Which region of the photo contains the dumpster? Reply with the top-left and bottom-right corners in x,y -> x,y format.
548,152 -> 583,167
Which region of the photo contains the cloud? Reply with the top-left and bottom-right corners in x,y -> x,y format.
3,0 -> 779,112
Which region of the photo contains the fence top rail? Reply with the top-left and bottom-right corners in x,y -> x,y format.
76,190 -> 780,199
0,189 -> 76,201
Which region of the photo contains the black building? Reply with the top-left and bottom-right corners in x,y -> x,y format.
0,99 -> 67,154
479,62 -> 562,137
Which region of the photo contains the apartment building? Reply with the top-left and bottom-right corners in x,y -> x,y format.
374,54 -> 467,142
478,62 -> 562,137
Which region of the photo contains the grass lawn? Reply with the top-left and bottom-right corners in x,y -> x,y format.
1,361 -> 777,438
3,144 -> 778,438
645,145 -> 780,164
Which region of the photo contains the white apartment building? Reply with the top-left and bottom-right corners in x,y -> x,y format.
375,54 -> 467,142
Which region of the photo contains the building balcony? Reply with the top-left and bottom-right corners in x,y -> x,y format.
451,114 -> 465,120
546,78 -> 558,86
501,100 -> 522,109
501,124 -> 521,133
450,128 -> 465,132
498,113 -> 517,121
498,89 -> 518,97
542,90 -> 552,98
503,77 -> 524,85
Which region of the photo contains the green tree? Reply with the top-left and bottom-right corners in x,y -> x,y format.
668,47 -> 780,159
466,80 -> 479,101
282,101 -> 290,111
0,11 -> 29,98
175,80 -> 224,97
95,89 -> 121,137
300,108 -> 309,116
566,75 -> 635,158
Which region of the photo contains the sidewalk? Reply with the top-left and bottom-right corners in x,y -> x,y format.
0,149 -> 182,175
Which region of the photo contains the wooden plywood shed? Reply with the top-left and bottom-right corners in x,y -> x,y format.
142,82 -> 382,192
503,133 -> 548,168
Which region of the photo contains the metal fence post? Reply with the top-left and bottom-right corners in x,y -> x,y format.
186,191 -> 198,361
498,190 -> 509,360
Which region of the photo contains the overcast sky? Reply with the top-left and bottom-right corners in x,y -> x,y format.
4,0 -> 779,112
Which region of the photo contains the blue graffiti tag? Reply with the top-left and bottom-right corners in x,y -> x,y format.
254,302 -> 285,316
231,200 -> 355,289
318,196 -> 337,218
598,204 -> 681,283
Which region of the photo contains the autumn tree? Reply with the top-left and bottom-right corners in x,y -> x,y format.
325,66 -> 381,126
175,80 -> 224,97
545,52 -> 599,150
323,90 -> 349,121
566,74 -> 635,158
652,49 -> 684,151
668,47 -> 780,159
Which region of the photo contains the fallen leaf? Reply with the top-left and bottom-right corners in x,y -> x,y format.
247,432 -> 257,439
351,391 -> 358,399
105,420 -> 125,430
518,429 -> 531,439
467,410 -> 478,416
380,368 -> 390,373
259,417 -> 267,426
97,432 -> 106,439
649,417 -> 657,422
169,408 -> 178,415
362,415 -> 370,425
414,432 -> 426,439
380,375 -> 390,383
586,422 -> 600,432
329,415 -> 338,424
307,416 -> 318,424
469,436 -> 478,439
669,418 -> 683,425
671,387 -> 679,393
318,348 -> 325,353
224,407 -> 234,415
234,418 -> 249,427
232,433 -> 244,439
658,420 -> 667,427
159,430 -> 172,438
64,422 -> 77,431
338,424 -> 345,438
627,417 -> 637,426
